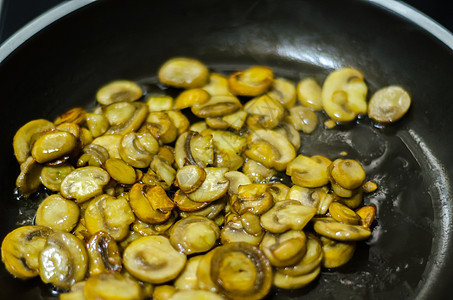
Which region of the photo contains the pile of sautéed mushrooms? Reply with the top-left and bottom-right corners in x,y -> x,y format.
2,57 -> 410,299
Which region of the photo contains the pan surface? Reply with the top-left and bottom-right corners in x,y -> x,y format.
0,0 -> 452,299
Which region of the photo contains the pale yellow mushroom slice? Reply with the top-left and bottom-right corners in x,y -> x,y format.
129,183 -> 174,224
59,281 -> 86,300
266,183 -> 290,202
153,285 -> 176,300
330,158 -> 366,190
221,213 -> 264,246
104,158 -> 137,185
244,94 -> 284,129
31,130 -> 77,164
77,144 -> 110,168
174,88 -> 210,109
147,94 -> 174,111
158,57 -> 209,88
368,85 -> 411,123
267,77 -> 297,109
123,236 -> 187,284
224,171 -> 252,195
40,163 -> 74,191
175,131 -> 214,168
273,266 -> 321,289
285,105 -> 318,134
150,155 -> 176,187
322,67 -> 368,122
208,129 -> 247,170
174,190 -> 210,212
186,167 -> 229,203
228,66 -> 274,97
60,166 -> 110,203
16,156 -> 43,196
221,110 -> 248,130
287,186 -> 334,215
287,155 -> 331,188
166,110 -> 190,135
245,129 -> 296,172
202,73 -> 233,96
92,134 -> 123,159
38,231 -> 88,289
13,119 -> 55,164
35,194 -> 80,232
180,197 -> 226,220
84,194 -> 135,241
192,95 -> 242,118
84,272 -> 143,300
169,290 -> 224,300
260,230 -> 307,267
328,201 -> 361,225
260,200 -> 316,233
106,102 -> 148,135
242,158 -> 277,183
96,80 -> 142,105
86,113 -> 110,138
174,255 -> 204,290
313,218 -> 371,241
230,184 -> 274,215
54,107 -> 86,126
144,111 -> 178,144
320,236 -> 356,269
297,77 -> 323,110
104,101 -> 136,126
176,165 -> 207,194
275,122 -> 301,150
362,180 -> 378,193
119,131 -> 159,168
86,231 -> 122,276
170,216 -> 220,254
1,225 -> 52,279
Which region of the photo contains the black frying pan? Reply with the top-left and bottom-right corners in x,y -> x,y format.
0,0 -> 452,299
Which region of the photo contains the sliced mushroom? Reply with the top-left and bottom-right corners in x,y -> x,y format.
320,236 -> 356,268
186,167 -> 229,203
84,194 -> 135,241
106,102 -> 148,135
328,202 -> 361,225
153,285 -> 176,300
362,180 -> 378,193
169,290 -> 224,300
322,68 -> 368,122
129,183 -> 174,224
13,119 -> 55,164
174,88 -> 210,109
39,163 -> 74,191
176,165 -> 207,194
260,230 -> 307,267
132,211 -> 177,236
170,216 -> 220,254
329,158 -> 366,190
180,197 -> 227,220
260,200 -> 316,233
77,144 -> 110,168
244,94 -> 284,129
175,131 -> 214,168
288,185 -> 334,215
123,235 -> 186,284
146,94 -> 174,111
242,158 -> 277,183
38,231 -> 88,289
285,105 -> 318,134
266,183 -> 290,202
31,130 -> 77,164
192,95 -> 242,118
158,57 -> 209,88
221,213 -> 264,246
245,129 -> 296,172
206,117 -> 230,130
230,184 -> 274,215
338,189 -> 363,209
209,242 -> 273,300
267,77 -> 297,109
287,155 -> 331,188
275,122 -> 301,150
224,170 -> 252,196
174,189 -> 210,212
86,113 -> 109,138
221,109 -> 248,131
273,266 -> 321,289
96,80 -> 142,105
59,281 -> 86,300
209,129 -> 247,170
104,101 -> 137,126
86,231 -> 122,276
166,110 -> 190,135
60,166 -> 110,203
313,218 -> 372,241
54,107 -> 87,126
16,156 -> 43,196
202,73 -> 233,96
1,225 -> 52,279
144,111 -> 178,144
141,168 -> 171,191
297,77 -> 323,111
368,85 -> 411,123
91,134 -> 123,159
84,272 -> 142,300
356,205 -> 377,228
35,194 -> 80,232
104,158 -> 137,185
150,155 -> 176,187
118,131 -> 159,168
228,66 -> 274,97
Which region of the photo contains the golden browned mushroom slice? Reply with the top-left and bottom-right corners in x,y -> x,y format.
275,122 -> 301,150
322,67 -> 368,122
86,231 -> 122,276
153,285 -> 176,300
180,197 -> 227,220
244,94 -> 284,129
206,117 -> 231,130
85,194 -> 135,241
260,200 -> 316,233
245,129 -> 296,172
86,113 -> 110,138
174,189 -> 210,212
230,184 -> 274,215
338,189 -> 363,209
242,158 -> 277,183
186,167 -> 229,203
132,211 -> 177,236
277,233 -> 323,276
16,156 -> 43,196
1,225 -> 52,279
38,231 -> 88,289
174,88 -> 210,109
285,105 -> 318,134
174,255 -> 204,290
266,183 -> 290,202
209,242 -> 272,300
144,111 -> 178,144
146,94 -> 174,111
13,119 -> 55,164
106,102 -> 148,135
123,235 -> 186,284
328,201 -> 361,225
260,230 -> 307,267
150,155 -> 176,187
192,95 -> 242,118
60,166 -> 110,203
104,102 -> 136,126
55,123 -> 81,142
313,218 -> 371,241
96,80 -> 142,105
273,265 -> 321,289
40,163 -> 74,191
202,73 -> 233,96
59,281 -> 86,300
207,129 -> 247,171
221,212 -> 264,246
297,77 -> 323,111
289,185 -> 335,215
104,158 -> 137,185
356,205 -> 377,228
330,158 -> 366,190
78,144 -> 110,168
129,183 -> 174,224
158,57 -> 209,88
119,131 -> 159,168
170,216 -> 220,254
221,109 -> 248,130
368,85 -> 411,123
169,290 -> 225,300
362,180 -> 378,193
228,66 -> 274,97
54,107 -> 87,126
31,130 -> 77,164
286,155 -> 331,188
92,134 -> 122,159
35,194 -> 79,232
224,171 -> 252,196
84,272 -> 143,300
320,236 -> 356,269
167,110 -> 190,135
176,165 -> 207,194
267,77 -> 297,109
175,131 -> 214,168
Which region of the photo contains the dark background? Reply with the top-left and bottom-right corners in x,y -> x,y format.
0,0 -> 452,44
